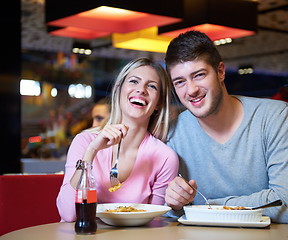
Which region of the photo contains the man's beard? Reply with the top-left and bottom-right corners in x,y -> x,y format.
189,83 -> 224,119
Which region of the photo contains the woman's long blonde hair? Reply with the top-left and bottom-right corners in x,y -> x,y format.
100,57 -> 171,142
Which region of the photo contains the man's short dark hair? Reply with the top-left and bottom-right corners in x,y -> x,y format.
165,31 -> 222,73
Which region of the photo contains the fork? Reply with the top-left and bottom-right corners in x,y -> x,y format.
109,139 -> 122,187
178,174 -> 212,208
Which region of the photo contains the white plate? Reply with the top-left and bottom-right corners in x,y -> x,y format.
184,205 -> 263,222
96,203 -> 171,226
178,215 -> 271,228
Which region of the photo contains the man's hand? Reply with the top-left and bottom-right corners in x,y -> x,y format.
165,176 -> 197,211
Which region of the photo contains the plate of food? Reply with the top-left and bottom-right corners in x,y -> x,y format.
96,203 -> 171,226
183,205 -> 264,223
178,215 -> 271,228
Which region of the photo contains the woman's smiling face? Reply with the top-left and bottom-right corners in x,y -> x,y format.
120,65 -> 161,123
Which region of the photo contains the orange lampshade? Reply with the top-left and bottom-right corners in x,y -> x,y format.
46,0 -> 258,50
159,0 -> 258,41
48,6 -> 181,34
161,24 -> 256,41
46,0 -> 183,39
49,26 -> 110,40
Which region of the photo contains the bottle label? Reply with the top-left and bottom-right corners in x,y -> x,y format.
87,189 -> 97,203
76,189 -> 97,203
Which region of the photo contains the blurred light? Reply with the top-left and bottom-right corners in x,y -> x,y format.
72,48 -> 91,55
29,136 -> 42,143
226,38 -> 232,43
214,38 -> 232,46
85,85 -> 92,98
72,47 -> 79,54
51,87 -> 58,97
20,79 -> 41,96
84,49 -> 92,55
72,42 -> 92,55
68,84 -> 92,98
238,65 -> 254,75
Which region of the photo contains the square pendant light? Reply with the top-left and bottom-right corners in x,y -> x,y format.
46,0 -> 182,39
159,0 -> 258,41
112,27 -> 173,53
48,26 -> 110,40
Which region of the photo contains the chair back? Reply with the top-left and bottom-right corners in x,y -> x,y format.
0,174 -> 64,236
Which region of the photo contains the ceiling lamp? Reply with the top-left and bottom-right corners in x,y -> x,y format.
46,0 -> 182,39
158,0 -> 258,41
72,42 -> 92,55
48,26 -> 109,40
112,27 -> 173,53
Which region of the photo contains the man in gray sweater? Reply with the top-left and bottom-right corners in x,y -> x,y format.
164,31 -> 288,223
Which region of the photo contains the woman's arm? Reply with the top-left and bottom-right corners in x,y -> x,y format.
149,143 -> 179,205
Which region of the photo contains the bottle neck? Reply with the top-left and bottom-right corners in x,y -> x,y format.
76,161 -> 96,203
85,162 -> 92,176
77,162 -> 94,188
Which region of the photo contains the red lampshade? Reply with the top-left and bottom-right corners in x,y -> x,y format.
49,26 -> 110,40
45,0 -> 258,51
161,24 -> 256,42
159,0 -> 258,41
46,0 -> 182,39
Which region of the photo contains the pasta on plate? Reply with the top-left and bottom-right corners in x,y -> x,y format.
105,206 -> 146,212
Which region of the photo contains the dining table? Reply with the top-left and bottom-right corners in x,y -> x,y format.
1,217 -> 287,240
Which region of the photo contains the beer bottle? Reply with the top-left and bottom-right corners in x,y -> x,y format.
75,161 -> 97,234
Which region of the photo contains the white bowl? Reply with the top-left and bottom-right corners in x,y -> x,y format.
96,203 -> 171,226
184,205 -> 263,223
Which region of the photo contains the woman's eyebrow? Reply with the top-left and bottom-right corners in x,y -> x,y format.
127,75 -> 141,80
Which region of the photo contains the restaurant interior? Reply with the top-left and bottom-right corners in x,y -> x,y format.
1,0 -> 288,174
1,0 -> 288,237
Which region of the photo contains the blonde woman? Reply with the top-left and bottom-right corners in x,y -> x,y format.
57,58 -> 179,222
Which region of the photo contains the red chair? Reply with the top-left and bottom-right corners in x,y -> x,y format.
0,174 -> 64,236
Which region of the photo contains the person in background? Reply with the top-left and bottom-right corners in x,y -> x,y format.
57,57 -> 179,222
69,98 -> 110,136
91,98 -> 111,127
164,31 -> 288,223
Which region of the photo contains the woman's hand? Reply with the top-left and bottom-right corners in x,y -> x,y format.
88,124 -> 128,152
71,124 -> 128,189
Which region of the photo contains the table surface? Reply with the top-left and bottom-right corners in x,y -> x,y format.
1,217 -> 287,240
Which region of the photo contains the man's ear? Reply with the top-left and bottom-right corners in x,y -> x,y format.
218,61 -> 226,83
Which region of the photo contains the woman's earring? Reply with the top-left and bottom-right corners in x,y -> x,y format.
153,109 -> 159,115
